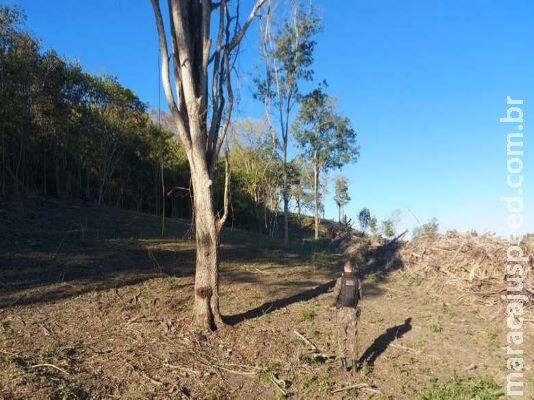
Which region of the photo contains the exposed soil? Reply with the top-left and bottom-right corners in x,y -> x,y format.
1,200 -> 532,399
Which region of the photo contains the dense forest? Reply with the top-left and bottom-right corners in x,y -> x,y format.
0,7 -> 189,216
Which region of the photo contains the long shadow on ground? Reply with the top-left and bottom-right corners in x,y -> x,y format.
226,236 -> 408,325
225,279 -> 337,326
0,220 -> 326,310
359,317 -> 413,365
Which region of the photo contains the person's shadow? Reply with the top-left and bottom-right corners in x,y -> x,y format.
359,317 -> 412,365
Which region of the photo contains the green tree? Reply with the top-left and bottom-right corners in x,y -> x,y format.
293,86 -> 359,239
0,4 -> 193,218
358,207 -> 371,232
86,75 -> 146,205
382,218 -> 395,238
334,174 -> 350,223
290,155 -> 314,223
255,0 -> 320,246
229,118 -> 281,235
369,216 -> 378,235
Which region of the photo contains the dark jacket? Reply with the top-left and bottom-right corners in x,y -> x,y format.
332,272 -> 363,308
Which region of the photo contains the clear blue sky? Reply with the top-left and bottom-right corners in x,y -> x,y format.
9,0 -> 533,236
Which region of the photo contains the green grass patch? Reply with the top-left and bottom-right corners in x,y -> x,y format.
408,273 -> 423,286
360,361 -> 374,376
419,375 -> 503,400
300,308 -> 315,322
429,321 -> 443,333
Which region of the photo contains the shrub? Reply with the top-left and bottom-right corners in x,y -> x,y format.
413,218 -> 439,238
301,308 -> 315,321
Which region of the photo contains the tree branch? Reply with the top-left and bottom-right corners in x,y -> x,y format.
217,152 -> 231,231
213,8 -> 234,163
227,0 -> 267,51
168,0 -> 201,124
208,1 -> 226,146
150,0 -> 191,151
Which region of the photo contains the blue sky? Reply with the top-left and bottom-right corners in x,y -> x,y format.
10,0 -> 533,236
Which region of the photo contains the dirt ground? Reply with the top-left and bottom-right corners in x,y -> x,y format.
1,199 -> 533,399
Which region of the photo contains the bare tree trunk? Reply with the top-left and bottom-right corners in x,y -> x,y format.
14,125 -> 23,194
313,153 -> 319,240
1,126 -> 4,197
78,168 -> 82,198
154,163 -> 160,215
42,150 -> 47,195
283,190 -> 289,245
191,165 -> 223,330
282,136 -> 289,247
97,179 -> 104,205
55,147 -> 60,197
65,156 -> 72,197
160,157 -> 165,236
85,168 -> 90,200
0,62 -> 4,197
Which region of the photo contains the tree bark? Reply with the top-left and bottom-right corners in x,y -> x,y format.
55,155 -> 60,198
282,137 -> 289,247
85,168 -> 90,200
43,148 -> 47,195
160,157 -> 165,236
1,125 -> 5,197
190,162 -> 224,330
313,153 -> 319,240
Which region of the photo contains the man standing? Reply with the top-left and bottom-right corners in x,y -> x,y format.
332,258 -> 363,373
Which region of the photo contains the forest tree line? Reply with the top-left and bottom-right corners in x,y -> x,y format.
0,4 -> 360,239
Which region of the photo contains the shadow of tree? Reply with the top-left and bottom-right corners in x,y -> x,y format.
359,317 -> 413,365
224,236 -> 407,325
225,279 -> 337,326
0,199 -> 406,320
0,232 -> 331,309
0,240 -> 196,308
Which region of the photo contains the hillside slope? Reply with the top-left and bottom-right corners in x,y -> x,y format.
0,201 -> 532,399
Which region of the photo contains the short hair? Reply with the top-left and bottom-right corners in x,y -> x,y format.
343,257 -> 356,269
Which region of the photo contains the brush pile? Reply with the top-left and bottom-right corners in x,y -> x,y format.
400,231 -> 534,315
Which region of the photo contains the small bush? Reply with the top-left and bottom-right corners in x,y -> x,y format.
419,375 -> 503,400
381,219 -> 395,238
429,321 -> 443,333
318,371 -> 335,394
300,308 -> 315,321
360,361 -> 373,376
408,273 -> 423,286
376,395 -> 391,400
413,218 -> 439,238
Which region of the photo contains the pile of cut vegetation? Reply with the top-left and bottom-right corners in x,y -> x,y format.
400,231 -> 534,316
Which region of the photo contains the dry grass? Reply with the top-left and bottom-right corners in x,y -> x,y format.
1,201 -> 534,398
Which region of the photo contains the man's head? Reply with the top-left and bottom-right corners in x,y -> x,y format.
343,257 -> 355,273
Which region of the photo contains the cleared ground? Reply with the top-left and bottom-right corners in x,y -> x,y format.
0,199 -> 532,399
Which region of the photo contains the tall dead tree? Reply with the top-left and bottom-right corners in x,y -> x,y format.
150,0 -> 266,330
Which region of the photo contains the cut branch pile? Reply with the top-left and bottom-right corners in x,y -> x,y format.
399,231 -> 534,315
